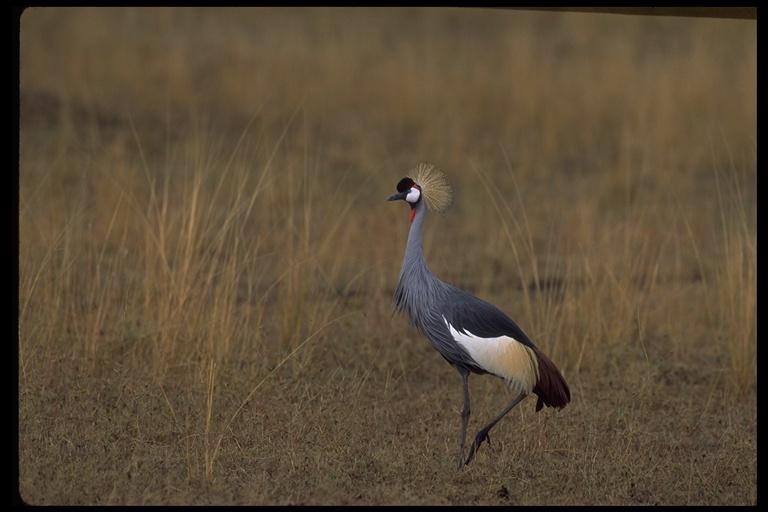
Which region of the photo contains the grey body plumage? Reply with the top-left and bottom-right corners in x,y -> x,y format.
388,163 -> 570,469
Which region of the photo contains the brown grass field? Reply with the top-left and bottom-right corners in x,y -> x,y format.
17,7 -> 756,505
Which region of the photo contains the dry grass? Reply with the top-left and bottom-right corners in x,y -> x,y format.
18,7 -> 755,505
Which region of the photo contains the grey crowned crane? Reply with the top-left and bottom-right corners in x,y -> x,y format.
387,163 -> 570,470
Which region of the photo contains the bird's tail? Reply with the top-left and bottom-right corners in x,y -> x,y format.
532,347 -> 571,412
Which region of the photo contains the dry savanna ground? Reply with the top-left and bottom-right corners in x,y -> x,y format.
17,7 -> 756,505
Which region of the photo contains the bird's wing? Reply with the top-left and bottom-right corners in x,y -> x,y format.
440,288 -> 539,390
442,287 -> 570,410
443,287 -> 537,349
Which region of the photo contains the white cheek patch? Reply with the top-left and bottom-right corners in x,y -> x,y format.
445,318 -> 538,394
406,187 -> 421,203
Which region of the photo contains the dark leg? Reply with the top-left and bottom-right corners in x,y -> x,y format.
464,391 -> 527,466
456,368 -> 471,470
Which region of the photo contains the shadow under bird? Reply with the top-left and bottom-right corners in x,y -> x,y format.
387,162 -> 571,470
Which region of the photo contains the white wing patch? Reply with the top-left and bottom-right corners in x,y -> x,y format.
445,318 -> 538,394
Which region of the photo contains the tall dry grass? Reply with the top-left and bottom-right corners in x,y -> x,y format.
18,106 -> 368,477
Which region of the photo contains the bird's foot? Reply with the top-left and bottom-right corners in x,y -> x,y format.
463,431 -> 491,467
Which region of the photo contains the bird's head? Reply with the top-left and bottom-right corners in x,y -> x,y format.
387,163 -> 454,223
387,177 -> 421,223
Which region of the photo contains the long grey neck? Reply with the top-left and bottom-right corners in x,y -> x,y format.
394,200 -> 442,325
400,200 -> 429,279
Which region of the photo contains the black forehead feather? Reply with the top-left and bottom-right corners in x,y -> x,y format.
396,177 -> 415,193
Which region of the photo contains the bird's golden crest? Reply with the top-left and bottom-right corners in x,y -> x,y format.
408,162 -> 454,214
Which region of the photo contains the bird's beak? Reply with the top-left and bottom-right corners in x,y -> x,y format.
387,191 -> 408,202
